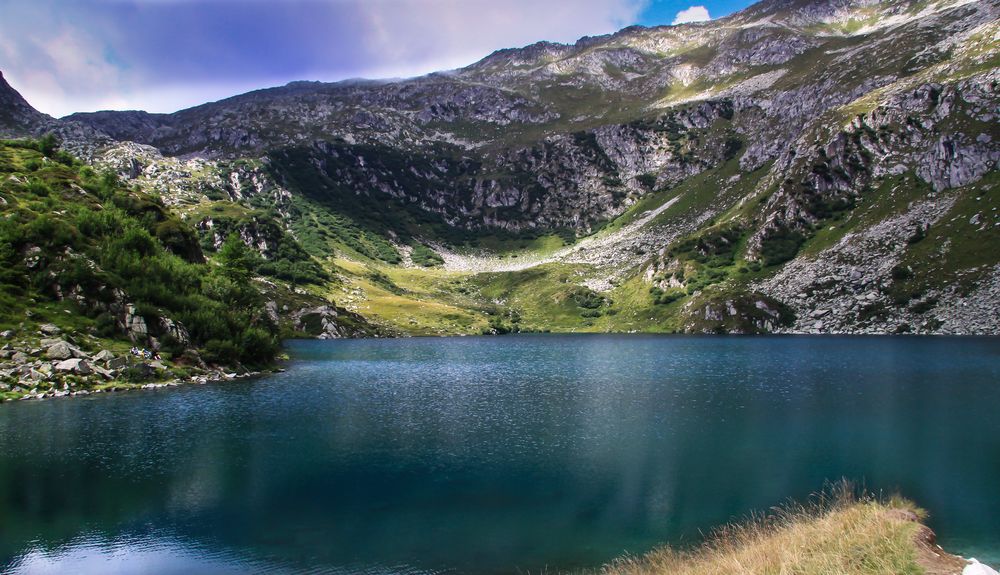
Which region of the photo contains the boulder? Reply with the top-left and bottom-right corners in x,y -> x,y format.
38,324 -> 61,336
107,357 -> 127,370
54,358 -> 92,375
265,300 -> 280,323
129,363 -> 155,379
91,365 -> 114,380
124,305 -> 148,341
0,330 -> 14,338
158,317 -> 190,345
46,341 -> 80,360
11,351 -> 29,364
292,305 -> 344,339
93,350 -> 116,362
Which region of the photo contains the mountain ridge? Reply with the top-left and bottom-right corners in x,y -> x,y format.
0,0 -> 997,338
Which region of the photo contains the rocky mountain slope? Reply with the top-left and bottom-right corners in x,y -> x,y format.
0,139 -> 379,401
1,0 -> 997,338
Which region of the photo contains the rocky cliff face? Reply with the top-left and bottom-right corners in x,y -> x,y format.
1,0 -> 997,336
56,0 -> 996,232
0,73 -> 110,158
0,71 -> 48,135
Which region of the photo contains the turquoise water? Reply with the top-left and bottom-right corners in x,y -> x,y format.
1,335 -> 998,574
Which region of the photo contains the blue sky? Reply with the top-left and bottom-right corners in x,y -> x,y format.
0,0 -> 753,117
638,0 -> 752,26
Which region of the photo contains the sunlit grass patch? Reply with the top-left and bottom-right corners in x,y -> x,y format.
600,484 -> 962,575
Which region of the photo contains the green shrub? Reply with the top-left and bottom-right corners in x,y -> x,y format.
669,224 -> 744,267
366,269 -> 403,294
218,232 -> 253,270
122,366 -> 152,383
653,289 -> 685,305
155,218 -> 204,263
907,224 -> 927,244
636,173 -> 657,190
411,243 -> 444,267
570,287 -> 605,309
908,298 -> 938,314
37,134 -> 59,158
23,213 -> 79,249
760,227 -> 806,266
25,179 -> 51,197
204,339 -> 240,365
891,265 -> 913,281
239,327 -> 279,366
0,140 -> 283,369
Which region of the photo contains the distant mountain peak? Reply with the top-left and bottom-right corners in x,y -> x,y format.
0,69 -> 53,136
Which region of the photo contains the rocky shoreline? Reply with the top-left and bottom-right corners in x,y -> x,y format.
7,323 -> 998,404
7,369 -> 274,402
0,323 -> 275,403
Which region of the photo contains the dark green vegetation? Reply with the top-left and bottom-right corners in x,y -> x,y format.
664,223 -> 746,293
759,225 -> 807,267
196,208 -> 330,285
0,139 -> 287,373
410,243 -> 444,267
886,172 -> 1000,306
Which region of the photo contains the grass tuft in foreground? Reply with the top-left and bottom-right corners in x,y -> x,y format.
600,483 -> 966,575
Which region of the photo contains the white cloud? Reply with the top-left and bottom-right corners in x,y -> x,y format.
0,0 -> 651,116
354,0 -> 648,77
0,25 -> 130,117
672,5 -> 711,25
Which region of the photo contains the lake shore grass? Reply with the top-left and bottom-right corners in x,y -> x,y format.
599,485 -> 968,575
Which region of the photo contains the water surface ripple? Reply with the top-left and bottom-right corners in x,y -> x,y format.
1,335 -> 998,573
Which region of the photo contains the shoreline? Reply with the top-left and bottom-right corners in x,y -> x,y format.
599,496 -> 989,575
6,331 -> 999,404
2,338 -> 997,572
1,363 -> 278,403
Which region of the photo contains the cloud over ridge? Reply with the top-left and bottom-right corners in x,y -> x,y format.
0,0 -> 646,116
672,5 -> 711,25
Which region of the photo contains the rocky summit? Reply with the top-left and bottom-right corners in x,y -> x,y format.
1,0 -> 998,352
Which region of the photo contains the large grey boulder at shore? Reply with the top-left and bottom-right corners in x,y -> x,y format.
54,358 -> 92,375
93,350 -> 116,362
46,341 -> 79,360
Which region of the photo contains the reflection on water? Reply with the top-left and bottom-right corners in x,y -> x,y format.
7,532 -> 439,575
1,335 -> 998,574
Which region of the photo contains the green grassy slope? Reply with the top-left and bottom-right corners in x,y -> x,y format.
0,139 -> 378,400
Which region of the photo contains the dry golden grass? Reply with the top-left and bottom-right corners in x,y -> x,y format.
600,485 -> 962,575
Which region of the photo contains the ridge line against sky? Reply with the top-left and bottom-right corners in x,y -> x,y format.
0,0 -> 752,117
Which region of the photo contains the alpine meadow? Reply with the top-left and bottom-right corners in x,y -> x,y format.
0,0 -> 998,573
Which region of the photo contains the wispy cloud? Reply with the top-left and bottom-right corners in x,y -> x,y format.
672,5 -> 711,25
0,0 -> 647,117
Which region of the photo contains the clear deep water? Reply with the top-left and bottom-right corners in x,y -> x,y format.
1,335 -> 998,574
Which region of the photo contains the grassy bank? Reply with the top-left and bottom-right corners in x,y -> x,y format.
601,488 -> 966,575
